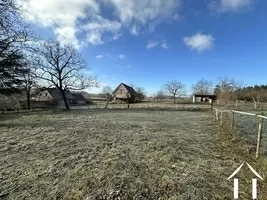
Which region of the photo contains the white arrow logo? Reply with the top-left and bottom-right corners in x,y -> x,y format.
228,162 -> 263,199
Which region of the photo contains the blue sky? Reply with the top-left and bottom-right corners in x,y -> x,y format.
20,0 -> 267,95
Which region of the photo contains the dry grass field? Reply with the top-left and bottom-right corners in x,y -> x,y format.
1,109 -> 267,199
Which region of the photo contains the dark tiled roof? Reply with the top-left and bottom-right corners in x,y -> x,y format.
113,83 -> 137,96
46,88 -> 76,100
121,83 -> 137,95
73,93 -> 86,102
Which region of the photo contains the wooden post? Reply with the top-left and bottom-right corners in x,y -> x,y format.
220,111 -> 223,126
211,99 -> 213,110
256,118 -> 264,158
232,111 -> 235,130
216,109 -> 219,121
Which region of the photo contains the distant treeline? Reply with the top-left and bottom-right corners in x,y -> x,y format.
215,84 -> 267,103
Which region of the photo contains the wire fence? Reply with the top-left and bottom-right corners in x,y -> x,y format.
213,107 -> 267,158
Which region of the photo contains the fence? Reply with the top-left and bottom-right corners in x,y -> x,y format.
212,107 -> 267,158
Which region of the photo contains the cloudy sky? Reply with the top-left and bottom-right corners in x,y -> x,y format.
20,0 -> 267,95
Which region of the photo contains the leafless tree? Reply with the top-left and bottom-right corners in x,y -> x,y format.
154,90 -> 165,102
33,40 -> 98,110
248,88 -> 266,110
164,80 -> 186,104
102,86 -> 113,108
192,79 -> 213,95
0,93 -> 22,113
21,64 -> 36,109
102,86 -> 113,98
135,87 -> 146,102
215,77 -> 239,105
130,83 -> 146,102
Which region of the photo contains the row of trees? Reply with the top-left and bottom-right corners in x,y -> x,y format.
152,78 -> 267,108
0,0 -> 97,111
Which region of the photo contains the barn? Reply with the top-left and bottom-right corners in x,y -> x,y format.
112,83 -> 137,103
35,88 -> 86,106
192,94 -> 217,104
72,93 -> 87,105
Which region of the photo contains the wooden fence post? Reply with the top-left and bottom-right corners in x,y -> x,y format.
232,111 -> 235,130
220,111 -> 223,126
256,118 -> 264,158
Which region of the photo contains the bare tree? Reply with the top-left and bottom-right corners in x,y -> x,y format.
21,64 -> 36,109
33,40 -> 98,110
154,90 -> 165,102
248,87 -> 266,110
102,86 -> 113,109
130,83 -> 146,102
135,87 -> 146,102
192,79 -> 213,95
164,80 -> 186,104
215,77 -> 238,105
102,86 -> 113,98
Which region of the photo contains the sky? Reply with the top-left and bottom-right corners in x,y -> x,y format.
19,0 -> 267,95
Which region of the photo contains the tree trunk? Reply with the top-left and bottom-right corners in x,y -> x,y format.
173,95 -> 176,104
252,98 -> 257,110
235,100 -> 238,109
257,98 -> 260,109
60,90 -> 70,110
26,90 -> 31,110
105,99 -> 110,109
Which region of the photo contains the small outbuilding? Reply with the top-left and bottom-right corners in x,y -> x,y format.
192,94 -> 216,104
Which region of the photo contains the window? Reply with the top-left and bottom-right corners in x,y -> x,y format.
120,89 -> 123,93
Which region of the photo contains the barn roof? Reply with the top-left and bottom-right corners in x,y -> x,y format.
113,83 -> 137,96
72,93 -> 86,102
45,88 -> 76,100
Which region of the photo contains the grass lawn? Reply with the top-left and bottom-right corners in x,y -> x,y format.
0,109 -> 266,199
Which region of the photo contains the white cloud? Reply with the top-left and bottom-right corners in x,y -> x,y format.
19,0 -> 182,47
209,0 -> 252,13
82,15 -> 122,45
184,33 -> 215,52
19,0 -> 100,48
96,55 -> 104,59
86,31 -> 104,45
112,33 -> 123,40
147,41 -> 159,49
160,40 -> 169,49
146,39 -> 168,49
109,0 -> 181,35
118,54 -> 126,60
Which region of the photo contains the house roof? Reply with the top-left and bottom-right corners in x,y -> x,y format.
73,93 -> 86,102
45,88 -> 76,100
113,83 -> 137,96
